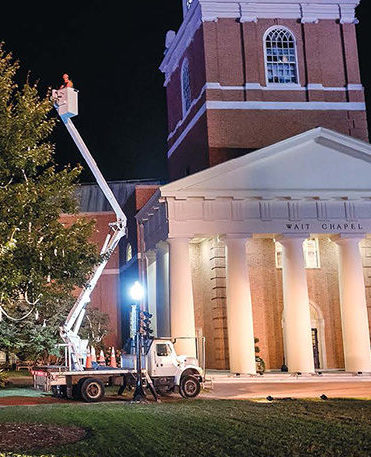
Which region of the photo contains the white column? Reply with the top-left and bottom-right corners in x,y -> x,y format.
156,242 -> 170,338
168,237 -> 196,357
145,250 -> 157,337
225,235 -> 256,375
336,236 -> 371,373
280,235 -> 315,373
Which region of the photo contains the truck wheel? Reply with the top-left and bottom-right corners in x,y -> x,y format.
80,378 -> 105,403
179,375 -> 201,399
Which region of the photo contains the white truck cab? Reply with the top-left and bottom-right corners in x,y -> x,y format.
121,338 -> 204,399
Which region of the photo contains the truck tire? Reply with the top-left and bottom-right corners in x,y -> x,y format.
80,378 -> 105,403
179,375 -> 201,399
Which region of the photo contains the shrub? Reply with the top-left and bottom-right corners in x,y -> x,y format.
0,369 -> 9,388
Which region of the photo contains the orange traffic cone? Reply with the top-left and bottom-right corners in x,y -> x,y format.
98,349 -> 106,366
91,346 -> 97,363
85,347 -> 92,369
110,346 -> 117,368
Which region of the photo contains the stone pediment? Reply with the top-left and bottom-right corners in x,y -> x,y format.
160,128 -> 371,199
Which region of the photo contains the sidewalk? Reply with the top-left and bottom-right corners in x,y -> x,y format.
202,371 -> 371,399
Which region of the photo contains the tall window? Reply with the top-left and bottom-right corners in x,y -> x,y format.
275,238 -> 320,269
265,27 -> 298,84
181,58 -> 192,116
126,243 -> 133,263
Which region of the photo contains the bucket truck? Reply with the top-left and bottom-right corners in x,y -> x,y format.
31,87 -> 204,402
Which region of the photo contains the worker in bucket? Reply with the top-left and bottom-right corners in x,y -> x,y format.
60,73 -> 73,89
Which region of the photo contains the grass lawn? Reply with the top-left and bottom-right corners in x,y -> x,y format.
3,370 -> 31,378
0,399 -> 370,457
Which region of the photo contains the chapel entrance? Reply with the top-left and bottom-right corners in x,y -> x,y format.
310,303 -> 325,370
311,328 -> 320,369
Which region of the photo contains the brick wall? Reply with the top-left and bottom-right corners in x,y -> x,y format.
191,238 -> 229,370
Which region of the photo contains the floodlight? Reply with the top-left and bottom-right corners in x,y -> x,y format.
130,281 -> 144,302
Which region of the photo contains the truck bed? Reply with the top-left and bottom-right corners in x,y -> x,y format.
32,366 -> 139,392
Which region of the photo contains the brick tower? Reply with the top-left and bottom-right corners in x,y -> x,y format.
160,0 -> 368,180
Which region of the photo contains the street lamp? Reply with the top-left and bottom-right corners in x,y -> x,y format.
129,281 -> 146,402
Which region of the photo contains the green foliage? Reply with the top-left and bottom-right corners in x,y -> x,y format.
0,369 -> 8,388
254,337 -> 265,373
254,337 -> 260,353
80,307 -> 110,349
0,44 -> 102,362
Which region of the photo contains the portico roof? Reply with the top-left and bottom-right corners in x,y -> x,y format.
160,128 -> 371,200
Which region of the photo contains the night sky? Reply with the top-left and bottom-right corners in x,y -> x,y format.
0,1 -> 370,183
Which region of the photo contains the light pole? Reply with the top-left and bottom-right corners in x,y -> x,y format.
129,281 -> 146,402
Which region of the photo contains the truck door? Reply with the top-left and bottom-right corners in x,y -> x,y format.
152,343 -> 178,377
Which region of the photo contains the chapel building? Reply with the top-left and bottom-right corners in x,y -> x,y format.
135,0 -> 371,375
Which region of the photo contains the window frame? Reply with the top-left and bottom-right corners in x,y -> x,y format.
156,343 -> 171,357
303,238 -> 321,269
263,26 -> 300,87
181,58 -> 192,118
275,238 -> 321,269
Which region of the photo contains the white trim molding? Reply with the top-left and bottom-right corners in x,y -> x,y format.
161,3 -> 202,87
168,83 -> 207,142
102,268 -> 120,275
210,82 -> 364,92
168,104 -> 207,158
206,100 -> 366,111
167,100 -> 365,158
168,81 -> 364,146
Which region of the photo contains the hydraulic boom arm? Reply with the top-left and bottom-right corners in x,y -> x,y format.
52,87 -> 127,370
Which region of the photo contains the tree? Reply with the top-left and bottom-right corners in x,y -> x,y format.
0,44 -> 103,363
80,307 -> 111,352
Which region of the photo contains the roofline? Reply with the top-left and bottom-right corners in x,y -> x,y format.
159,127 -> 371,196
78,178 -> 163,187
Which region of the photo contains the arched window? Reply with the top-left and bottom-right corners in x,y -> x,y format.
181,58 -> 192,116
264,27 -> 298,85
126,243 -> 133,263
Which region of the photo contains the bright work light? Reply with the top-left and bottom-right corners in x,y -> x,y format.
130,281 -> 144,301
